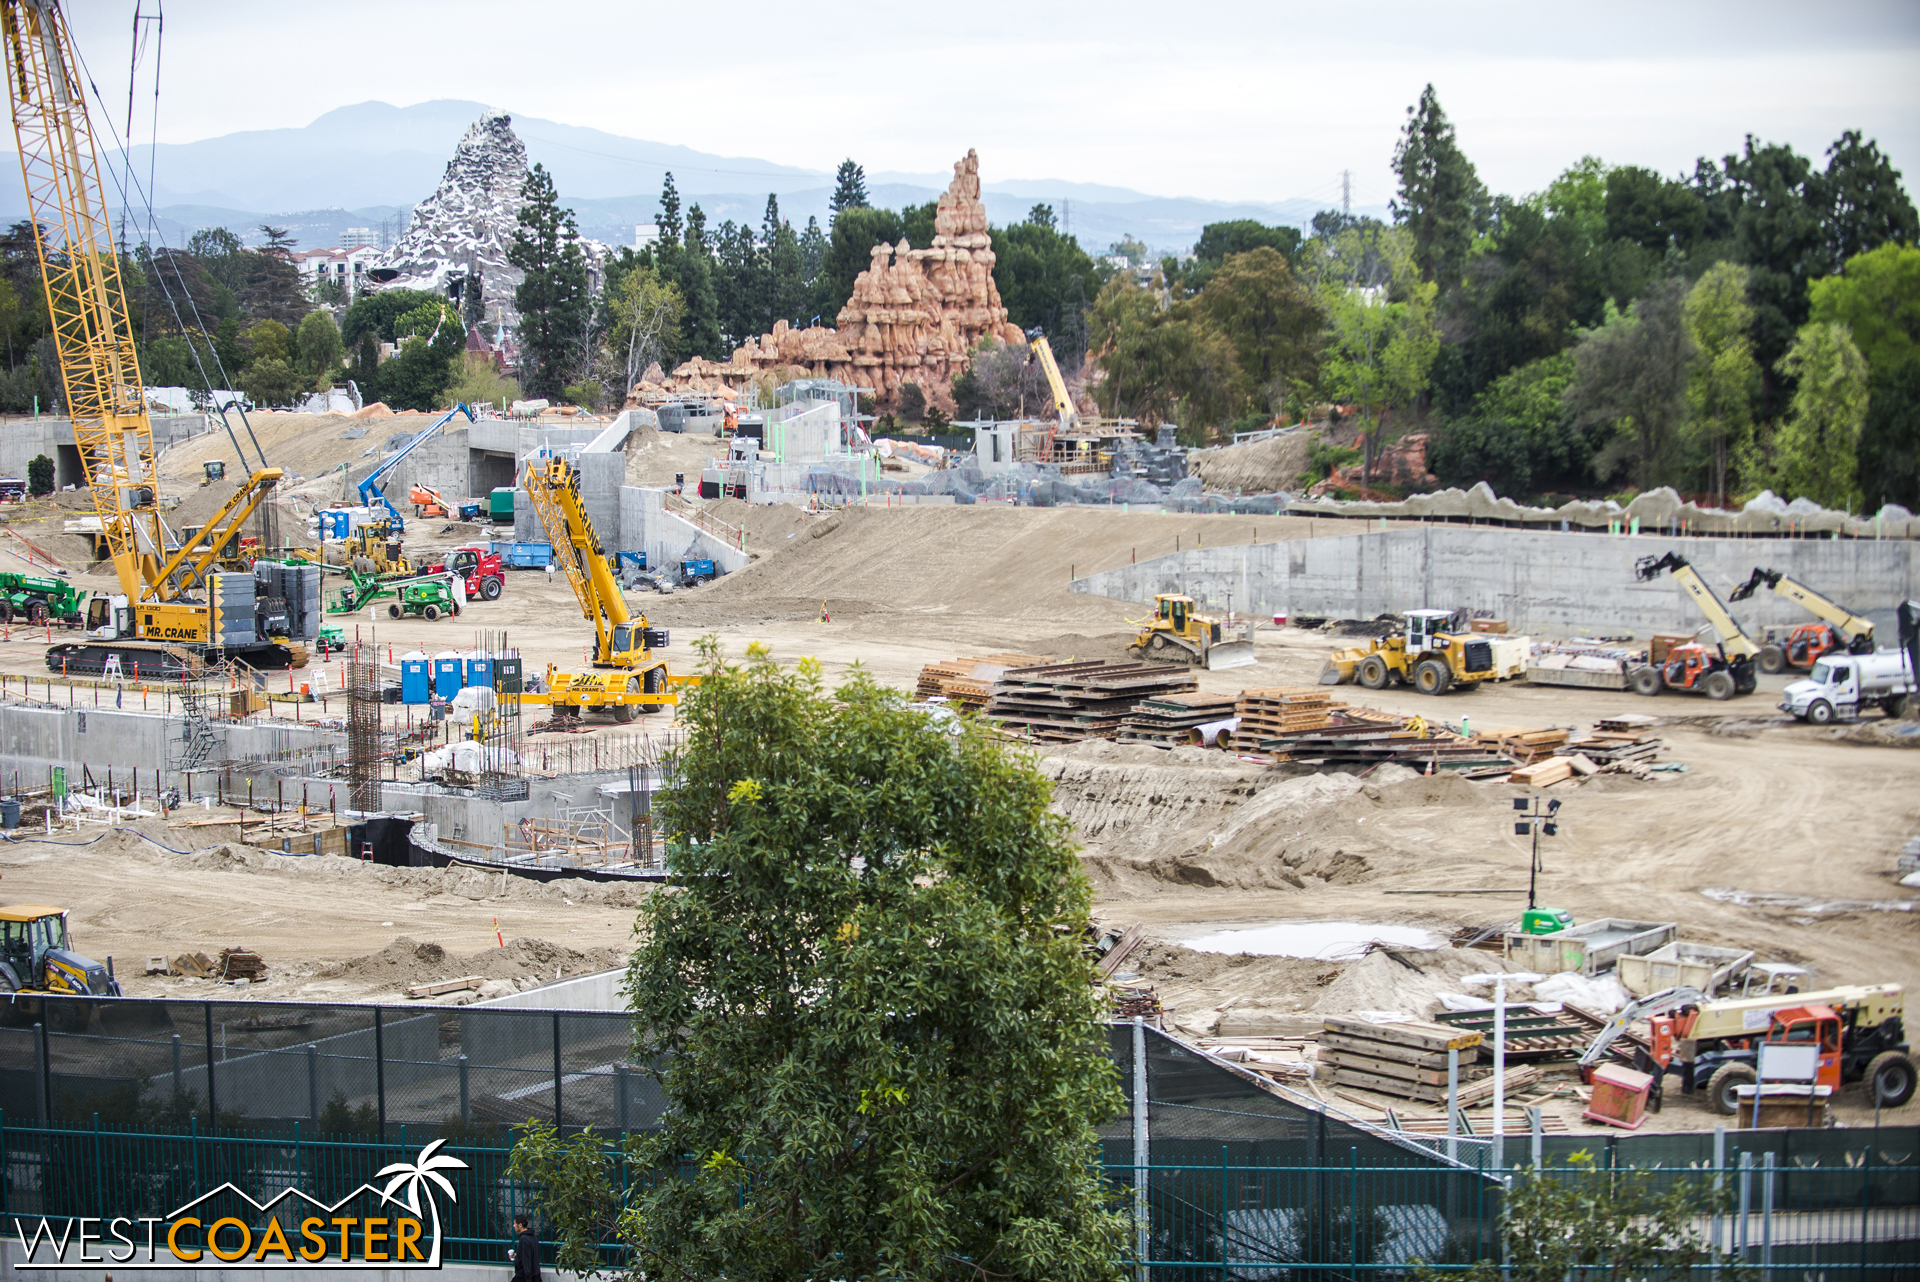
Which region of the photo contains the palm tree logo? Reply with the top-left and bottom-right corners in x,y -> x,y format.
377,1138 -> 470,1266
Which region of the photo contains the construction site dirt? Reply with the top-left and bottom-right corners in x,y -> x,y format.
0,491 -> 1913,1137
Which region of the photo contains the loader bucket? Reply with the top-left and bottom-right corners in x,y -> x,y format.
1321,645 -> 1366,685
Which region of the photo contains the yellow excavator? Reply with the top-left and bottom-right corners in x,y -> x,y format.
521,454 -> 688,720
3,0 -> 305,677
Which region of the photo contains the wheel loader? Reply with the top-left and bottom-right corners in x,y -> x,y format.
0,905 -> 120,1027
1320,609 -> 1494,694
1127,594 -> 1256,670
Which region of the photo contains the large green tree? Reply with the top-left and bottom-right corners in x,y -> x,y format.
1428,352 -> 1582,497
829,159 -> 869,219
296,309 -> 342,385
1563,279 -> 1696,490
513,642 -> 1127,1281
1682,262 -> 1758,506
1191,246 -> 1322,415
1763,319 -> 1871,510
1809,242 -> 1920,508
1391,84 -> 1487,288
509,163 -> 593,400
990,209 -> 1101,359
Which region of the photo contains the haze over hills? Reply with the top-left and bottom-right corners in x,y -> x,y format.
0,99 -> 1378,258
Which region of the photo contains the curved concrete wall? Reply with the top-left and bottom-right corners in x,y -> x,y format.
1070,527 -> 1920,637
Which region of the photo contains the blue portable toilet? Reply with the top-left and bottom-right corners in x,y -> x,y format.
400,651 -> 431,704
432,651 -> 465,699
465,648 -> 493,690
318,509 -> 352,540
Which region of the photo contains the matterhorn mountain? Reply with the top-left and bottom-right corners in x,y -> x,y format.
374,109 -> 530,328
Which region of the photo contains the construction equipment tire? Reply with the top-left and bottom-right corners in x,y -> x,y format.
480,576 -> 502,601
1413,657 -> 1453,695
451,602 -> 461,617
1357,655 -> 1389,690
641,665 -> 666,714
423,605 -> 439,621
1886,694 -> 1909,719
387,604 -> 402,619
1706,1062 -> 1756,1116
1806,699 -> 1834,726
27,602 -> 46,624
1630,666 -> 1662,697
1867,1051 -> 1917,1108
612,676 -> 638,723
1758,644 -> 1787,675
1703,669 -> 1736,701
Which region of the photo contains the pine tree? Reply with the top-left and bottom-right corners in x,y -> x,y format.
830,159 -> 868,219
1391,84 -> 1487,288
657,172 -> 682,245
508,163 -> 591,401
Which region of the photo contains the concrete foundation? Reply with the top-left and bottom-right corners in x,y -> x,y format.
1070,527 -> 1920,638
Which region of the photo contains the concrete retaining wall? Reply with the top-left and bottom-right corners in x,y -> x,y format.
0,703 -> 343,796
475,968 -> 624,1011
1070,527 -> 1920,637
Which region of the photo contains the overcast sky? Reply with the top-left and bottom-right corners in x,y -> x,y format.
68,0 -> 1920,206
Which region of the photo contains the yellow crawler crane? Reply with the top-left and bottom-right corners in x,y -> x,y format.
3,0 -> 302,677
521,454 -> 685,720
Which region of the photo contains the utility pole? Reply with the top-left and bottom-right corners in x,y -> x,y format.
1341,169 -> 1351,216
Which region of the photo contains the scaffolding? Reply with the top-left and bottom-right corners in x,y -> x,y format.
346,646 -> 382,813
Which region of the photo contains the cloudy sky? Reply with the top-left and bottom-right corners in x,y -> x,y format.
68,0 -> 1920,205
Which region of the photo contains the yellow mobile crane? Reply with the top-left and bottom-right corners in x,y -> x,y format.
3,1 -> 303,676
521,454 -> 680,720
1729,566 -> 1877,673
1024,326 -> 1078,434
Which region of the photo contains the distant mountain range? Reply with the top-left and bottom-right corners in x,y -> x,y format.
0,99 -> 1383,258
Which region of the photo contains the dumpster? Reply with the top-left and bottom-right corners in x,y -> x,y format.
1504,918 -> 1678,975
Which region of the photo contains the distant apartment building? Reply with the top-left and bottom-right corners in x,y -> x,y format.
294,245 -> 381,295
339,226 -> 378,249
634,222 -> 660,249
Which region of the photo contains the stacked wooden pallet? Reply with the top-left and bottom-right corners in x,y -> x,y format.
1228,687 -> 1334,751
1265,714 -> 1516,772
1117,691 -> 1240,746
1564,715 -> 1663,766
1477,727 -> 1571,762
1319,1015 -> 1484,1103
986,661 -> 1198,744
915,654 -> 1051,709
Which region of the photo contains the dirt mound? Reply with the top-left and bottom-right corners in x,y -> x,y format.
315,935 -> 625,993
1189,428 -> 1319,495
660,504 -> 1318,624
1008,632 -> 1141,663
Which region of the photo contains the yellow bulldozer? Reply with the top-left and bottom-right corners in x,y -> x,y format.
1321,609 -> 1494,695
1127,594 -> 1256,670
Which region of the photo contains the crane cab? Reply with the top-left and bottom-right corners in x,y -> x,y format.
84,595 -> 132,639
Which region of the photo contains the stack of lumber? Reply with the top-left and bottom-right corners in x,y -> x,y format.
986,661 -> 1197,743
1477,727 -> 1571,762
1319,1015 -> 1484,1103
1509,757 -> 1575,786
915,654 -> 1050,709
1562,715 -> 1663,767
1111,986 -> 1163,1021
1228,687 -> 1334,751
1433,1006 -> 1600,1059
1266,712 -> 1515,772
217,947 -> 267,981
1118,691 -> 1239,746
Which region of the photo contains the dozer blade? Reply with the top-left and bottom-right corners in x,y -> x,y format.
1205,639 -> 1256,671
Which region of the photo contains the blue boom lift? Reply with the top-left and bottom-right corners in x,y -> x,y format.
356,403 -> 476,532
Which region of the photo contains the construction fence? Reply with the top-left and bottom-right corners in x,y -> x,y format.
0,1000 -> 1913,1274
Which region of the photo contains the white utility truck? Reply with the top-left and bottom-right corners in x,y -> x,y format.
1779,651 -> 1915,724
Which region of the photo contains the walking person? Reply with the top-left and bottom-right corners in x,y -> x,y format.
510,1213 -> 542,1281
544,560 -> 555,587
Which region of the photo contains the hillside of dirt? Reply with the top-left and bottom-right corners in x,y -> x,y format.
1189,427 -> 1319,494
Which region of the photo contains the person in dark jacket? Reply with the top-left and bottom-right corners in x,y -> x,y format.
511,1214 -> 541,1282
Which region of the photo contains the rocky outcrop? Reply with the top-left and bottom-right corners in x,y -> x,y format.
375,110 -> 529,328
654,149 -> 1026,410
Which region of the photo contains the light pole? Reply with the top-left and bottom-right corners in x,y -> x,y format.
1512,795 -> 1562,924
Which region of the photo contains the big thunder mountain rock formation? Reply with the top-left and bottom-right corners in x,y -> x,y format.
374,109 -> 530,329
657,149 -> 1027,411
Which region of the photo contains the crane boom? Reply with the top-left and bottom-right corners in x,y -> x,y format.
1635,552 -> 1760,660
1024,326 -> 1077,432
1729,567 -> 1876,644
522,453 -> 630,663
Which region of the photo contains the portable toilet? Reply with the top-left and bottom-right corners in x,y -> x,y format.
465,648 -> 493,690
493,653 -> 523,694
399,651 -> 432,705
432,651 -> 465,700
318,510 -> 352,540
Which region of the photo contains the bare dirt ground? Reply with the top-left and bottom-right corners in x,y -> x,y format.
0,460 -> 1915,1133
